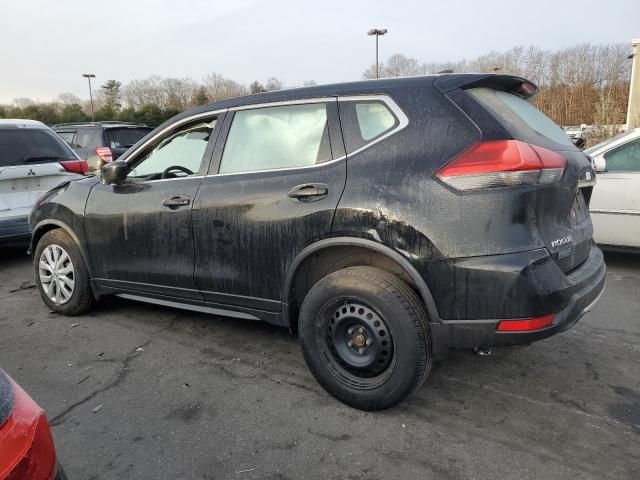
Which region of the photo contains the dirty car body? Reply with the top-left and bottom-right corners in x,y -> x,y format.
29,74 -> 606,409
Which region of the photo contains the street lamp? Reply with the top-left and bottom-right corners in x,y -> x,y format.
82,73 -> 96,121
367,28 -> 388,79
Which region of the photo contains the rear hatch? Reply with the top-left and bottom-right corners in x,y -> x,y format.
0,126 -> 83,221
443,78 -> 595,272
104,126 -> 153,159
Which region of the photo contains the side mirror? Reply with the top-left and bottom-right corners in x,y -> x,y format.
573,137 -> 585,149
592,155 -> 607,173
101,160 -> 128,185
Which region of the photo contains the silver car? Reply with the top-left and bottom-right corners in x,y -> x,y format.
587,127 -> 640,250
0,119 -> 87,246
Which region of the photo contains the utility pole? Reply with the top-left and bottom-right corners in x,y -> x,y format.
626,39 -> 640,129
367,28 -> 388,79
82,73 -> 96,121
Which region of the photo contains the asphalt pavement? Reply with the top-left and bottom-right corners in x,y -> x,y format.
0,247 -> 638,479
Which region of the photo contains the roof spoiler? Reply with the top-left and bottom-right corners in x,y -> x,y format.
433,74 -> 539,100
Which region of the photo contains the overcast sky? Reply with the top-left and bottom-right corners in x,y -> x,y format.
1,0 -> 639,103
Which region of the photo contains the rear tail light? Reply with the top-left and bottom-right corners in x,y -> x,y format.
95,146 -> 113,163
496,314 -> 555,332
59,160 -> 88,175
436,140 -> 566,191
1,379 -> 57,480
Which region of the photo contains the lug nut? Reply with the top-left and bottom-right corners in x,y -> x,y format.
358,348 -> 365,354
359,327 -> 365,334
366,338 -> 372,346
347,340 -> 353,347
347,328 -> 354,335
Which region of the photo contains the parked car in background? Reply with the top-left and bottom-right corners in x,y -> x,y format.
564,125 -> 585,139
53,121 -> 153,173
587,127 -> 640,250
0,119 -> 87,246
0,368 -> 66,479
30,75 -> 604,410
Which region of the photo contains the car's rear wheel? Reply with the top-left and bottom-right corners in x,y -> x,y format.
299,266 -> 432,410
34,229 -> 93,315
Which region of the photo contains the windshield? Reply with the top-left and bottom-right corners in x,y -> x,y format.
0,128 -> 76,167
584,130 -> 632,155
105,127 -> 153,149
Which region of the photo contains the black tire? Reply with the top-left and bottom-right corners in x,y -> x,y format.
299,266 -> 432,410
34,229 -> 93,316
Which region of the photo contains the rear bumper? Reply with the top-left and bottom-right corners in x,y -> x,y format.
0,216 -> 30,245
429,245 -> 606,352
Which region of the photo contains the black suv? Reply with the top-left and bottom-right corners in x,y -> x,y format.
53,121 -> 152,173
30,75 -> 605,410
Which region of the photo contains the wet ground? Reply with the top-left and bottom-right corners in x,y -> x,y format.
1,248 -> 638,479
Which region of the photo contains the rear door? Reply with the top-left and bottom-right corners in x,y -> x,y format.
192,99 -> 346,312
0,126 -> 80,233
465,87 -> 595,271
590,137 -> 640,248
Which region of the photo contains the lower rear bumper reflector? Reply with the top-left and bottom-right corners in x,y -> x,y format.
496,314 -> 556,332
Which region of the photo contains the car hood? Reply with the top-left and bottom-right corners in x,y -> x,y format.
0,369 -> 14,429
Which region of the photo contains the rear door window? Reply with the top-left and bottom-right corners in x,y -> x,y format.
219,103 -> 331,174
467,87 -> 575,149
339,99 -> 400,153
604,138 -> 640,172
105,127 -> 153,149
0,128 -> 76,166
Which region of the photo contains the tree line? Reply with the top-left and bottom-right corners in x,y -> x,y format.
363,43 -> 632,129
0,43 -> 631,132
0,75 -> 289,127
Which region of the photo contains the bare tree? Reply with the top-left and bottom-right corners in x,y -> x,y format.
203,73 -> 247,102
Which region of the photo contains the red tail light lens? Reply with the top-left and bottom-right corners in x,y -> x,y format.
96,146 -> 113,163
436,140 -> 566,191
1,377 -> 57,480
496,314 -> 556,332
59,160 -> 88,175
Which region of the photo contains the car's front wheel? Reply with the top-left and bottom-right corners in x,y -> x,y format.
299,266 -> 432,410
34,229 -> 93,315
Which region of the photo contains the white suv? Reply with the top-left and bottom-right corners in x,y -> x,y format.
0,119 -> 87,246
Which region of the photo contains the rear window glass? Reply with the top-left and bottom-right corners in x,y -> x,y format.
0,128 -> 76,167
468,88 -> 575,148
106,128 -> 153,149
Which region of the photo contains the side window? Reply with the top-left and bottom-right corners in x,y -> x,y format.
604,139 -> 640,172
219,103 -> 330,174
339,99 -> 399,153
128,118 -> 216,180
74,128 -> 101,149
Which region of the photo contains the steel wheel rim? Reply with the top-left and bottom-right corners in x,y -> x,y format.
315,298 -> 396,389
39,244 -> 75,305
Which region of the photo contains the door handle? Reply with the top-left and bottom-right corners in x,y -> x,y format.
287,183 -> 329,201
162,195 -> 191,209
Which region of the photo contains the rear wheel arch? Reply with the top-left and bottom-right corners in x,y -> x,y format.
282,238 -> 441,331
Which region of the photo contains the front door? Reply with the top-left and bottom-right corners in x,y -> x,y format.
85,113 -> 224,300
591,137 -> 640,248
192,99 -> 346,313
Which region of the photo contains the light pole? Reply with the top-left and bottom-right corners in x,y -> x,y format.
367,28 -> 388,79
82,73 -> 96,121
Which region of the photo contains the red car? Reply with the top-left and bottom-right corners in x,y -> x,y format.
0,369 -> 66,479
